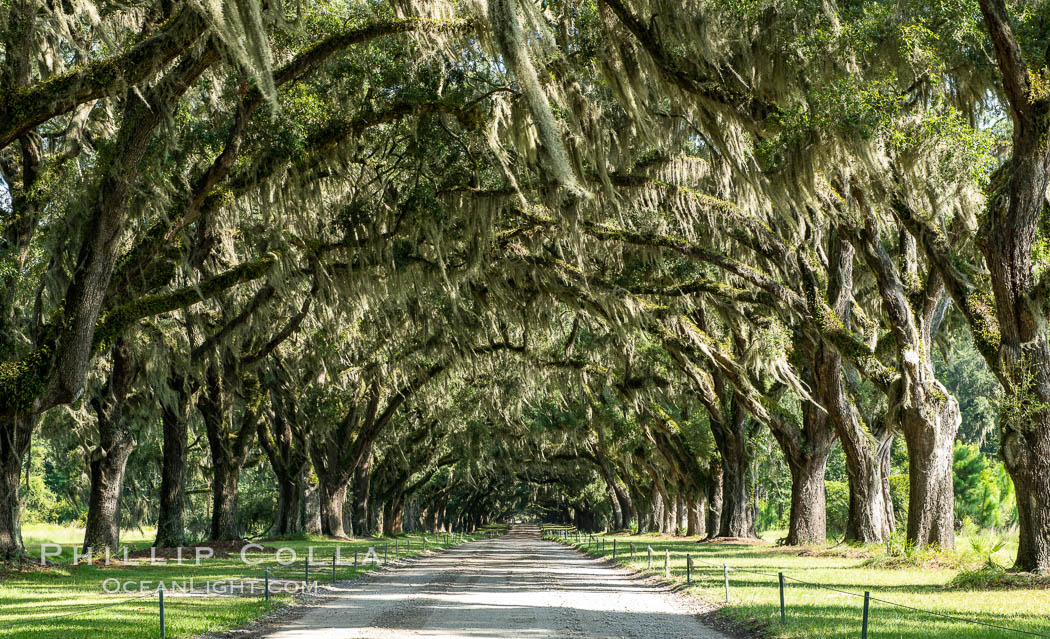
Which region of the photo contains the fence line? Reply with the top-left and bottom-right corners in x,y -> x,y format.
0,591 -> 158,629
547,530 -> 1049,639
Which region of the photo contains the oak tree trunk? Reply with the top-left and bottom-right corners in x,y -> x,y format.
83,338 -> 139,553
897,381 -> 961,548
815,346 -> 894,543
844,442 -> 894,543
211,456 -> 241,540
719,454 -> 753,537
82,433 -> 135,552
303,479 -> 322,535
706,463 -> 722,538
605,482 -> 623,530
713,404 -> 755,538
1004,412 -> 1050,572
320,481 -> 348,538
351,455 -> 372,536
275,471 -> 303,536
0,414 -> 33,559
155,383 -> 189,548
686,494 -> 706,537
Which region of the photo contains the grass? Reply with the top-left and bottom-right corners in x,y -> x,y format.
0,524 -> 486,639
548,529 -> 1050,639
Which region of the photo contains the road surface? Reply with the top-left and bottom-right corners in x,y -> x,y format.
254,524 -> 730,638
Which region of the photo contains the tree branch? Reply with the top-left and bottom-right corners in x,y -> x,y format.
0,8 -> 208,148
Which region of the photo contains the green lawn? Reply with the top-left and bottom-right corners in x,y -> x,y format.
548,530 -> 1050,639
0,525 -> 483,639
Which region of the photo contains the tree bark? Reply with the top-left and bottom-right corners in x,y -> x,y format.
258,396 -> 308,536
275,471 -> 304,536
83,338 -> 139,553
155,375 -> 190,548
784,450 -> 829,546
712,396 -> 755,538
894,379 -> 960,547
706,463 -> 722,538
847,218 -> 962,549
211,454 -> 241,540
319,481 -> 348,538
824,365 -> 894,544
0,414 -> 34,559
198,365 -> 259,541
665,491 -> 677,533
383,494 -> 404,536
351,455 -> 372,537
776,385 -> 836,546
303,478 -> 322,534
803,238 -> 893,542
686,495 -> 706,537
82,434 -> 135,552
718,452 -> 753,537
976,0 -> 1050,571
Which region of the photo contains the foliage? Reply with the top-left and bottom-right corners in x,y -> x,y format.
969,533 -> 1007,568
935,328 -> 1002,450
825,480 -> 850,538
953,443 -> 1017,529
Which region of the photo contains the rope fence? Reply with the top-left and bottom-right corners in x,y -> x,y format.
545,529 -> 1049,639
1,530 -> 490,637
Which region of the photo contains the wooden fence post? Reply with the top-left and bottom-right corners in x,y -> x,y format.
862,591 -> 870,639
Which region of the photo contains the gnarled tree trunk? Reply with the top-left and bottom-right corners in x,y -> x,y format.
975,0 -> 1050,574
303,479 -> 322,535
784,449 -> 830,546
351,455 -> 372,537
275,471 -> 304,536
713,397 -> 754,538
82,434 -> 135,553
815,336 -> 893,543
849,217 -> 962,549
686,495 -> 706,537
319,481 -> 348,538
155,375 -> 190,548
896,380 -> 961,548
211,456 -> 241,540
258,399 -> 308,536
0,414 -> 34,559
383,494 -> 405,536
706,463 -> 722,538
777,390 -> 836,546
83,338 -> 140,553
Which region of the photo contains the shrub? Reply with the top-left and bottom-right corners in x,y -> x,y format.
888,474 -> 909,528
825,480 -> 849,537
21,475 -> 59,524
949,565 -> 1050,590
969,533 -> 1006,568
953,443 -> 1018,529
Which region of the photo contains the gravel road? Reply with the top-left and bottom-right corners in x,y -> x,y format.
256,524 -> 731,639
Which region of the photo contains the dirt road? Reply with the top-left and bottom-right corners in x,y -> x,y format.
256,524 -> 730,638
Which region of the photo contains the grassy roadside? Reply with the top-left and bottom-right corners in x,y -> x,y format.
542,527 -> 1050,639
0,525 -> 490,639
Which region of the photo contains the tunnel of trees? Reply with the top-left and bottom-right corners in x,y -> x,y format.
1,0 -> 1048,572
